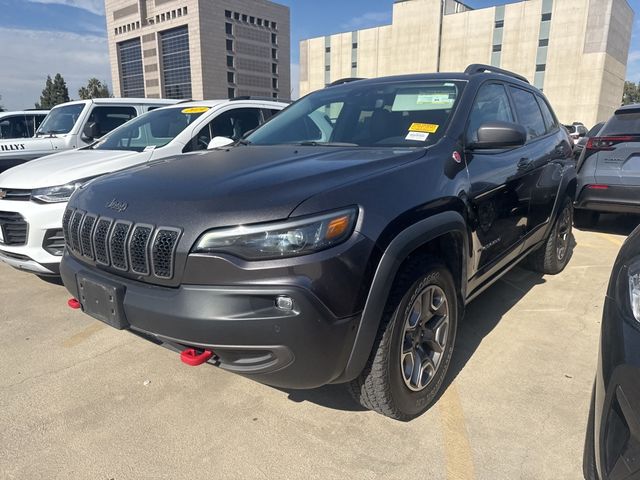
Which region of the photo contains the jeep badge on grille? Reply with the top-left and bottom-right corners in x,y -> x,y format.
106,198 -> 128,213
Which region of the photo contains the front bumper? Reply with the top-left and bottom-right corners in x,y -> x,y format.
594,295 -> 640,479
0,198 -> 66,275
575,185 -> 640,214
61,252 -> 361,389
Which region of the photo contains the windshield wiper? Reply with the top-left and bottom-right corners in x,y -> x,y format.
235,139 -> 252,146
295,141 -> 359,147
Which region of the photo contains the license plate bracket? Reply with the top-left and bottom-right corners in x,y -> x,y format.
77,274 -> 129,330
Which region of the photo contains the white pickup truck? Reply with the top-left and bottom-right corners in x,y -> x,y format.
0,98 -> 177,173
0,110 -> 49,140
0,98 -> 288,276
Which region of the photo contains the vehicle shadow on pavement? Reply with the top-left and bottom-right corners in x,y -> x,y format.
576,213 -> 639,237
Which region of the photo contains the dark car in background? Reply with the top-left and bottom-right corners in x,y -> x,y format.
584,225 -> 640,480
575,104 -> 640,228
574,122 -> 605,160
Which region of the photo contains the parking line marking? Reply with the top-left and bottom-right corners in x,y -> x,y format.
63,322 -> 106,348
439,382 -> 476,480
596,233 -> 624,247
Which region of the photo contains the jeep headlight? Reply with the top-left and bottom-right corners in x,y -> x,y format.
630,262 -> 640,322
193,208 -> 358,260
32,177 -> 97,203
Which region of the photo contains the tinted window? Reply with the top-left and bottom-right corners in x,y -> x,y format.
37,103 -> 85,135
29,114 -> 47,137
509,87 -> 547,140
87,106 -> 137,138
185,108 -> 262,152
587,122 -> 604,137
247,80 -> 465,147
0,115 -> 29,139
599,113 -> 640,136
536,96 -> 557,133
93,106 -> 207,152
467,83 -> 514,143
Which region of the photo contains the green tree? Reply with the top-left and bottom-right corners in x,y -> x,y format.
78,78 -> 111,100
622,80 -> 640,105
35,73 -> 70,109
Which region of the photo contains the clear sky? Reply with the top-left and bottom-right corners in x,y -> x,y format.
0,0 -> 638,109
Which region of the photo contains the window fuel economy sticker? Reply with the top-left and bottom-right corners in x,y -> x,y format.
406,131 -> 429,142
181,107 -> 210,114
409,123 -> 439,134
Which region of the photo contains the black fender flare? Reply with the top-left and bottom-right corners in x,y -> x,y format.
334,210 -> 468,383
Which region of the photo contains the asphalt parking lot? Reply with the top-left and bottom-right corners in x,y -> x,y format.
1,215 -> 638,480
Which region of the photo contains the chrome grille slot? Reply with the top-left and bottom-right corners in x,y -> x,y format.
129,225 -> 152,275
152,229 -> 180,279
93,218 -> 113,265
69,210 -> 85,254
64,211 -> 180,280
0,211 -> 28,246
80,214 -> 97,260
109,221 -> 131,271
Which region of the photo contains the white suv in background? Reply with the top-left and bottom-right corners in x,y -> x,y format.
0,98 -> 288,277
0,98 -> 177,173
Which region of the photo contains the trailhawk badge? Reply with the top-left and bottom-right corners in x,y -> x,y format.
106,198 -> 128,213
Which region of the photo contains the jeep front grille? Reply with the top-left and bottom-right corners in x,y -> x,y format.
63,208 -> 181,280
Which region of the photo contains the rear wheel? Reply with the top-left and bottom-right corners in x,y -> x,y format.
574,209 -> 599,229
526,197 -> 573,275
347,257 -> 458,420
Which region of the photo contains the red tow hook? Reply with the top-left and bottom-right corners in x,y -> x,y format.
67,298 -> 81,310
180,348 -> 214,366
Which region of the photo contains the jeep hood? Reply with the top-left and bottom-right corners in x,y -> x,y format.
0,149 -> 152,189
69,145 -> 427,229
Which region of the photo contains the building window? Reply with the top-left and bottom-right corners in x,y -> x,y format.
225,10 -> 232,18
249,16 -> 255,23
492,45 -> 502,52
160,26 -> 192,99
226,39 -> 234,51
227,55 -> 234,68
325,47 -> 331,53
264,20 -> 270,28
228,88 -> 235,99
536,64 -> 546,72
272,63 -> 278,74
242,14 -> 248,22
352,42 -> 358,49
495,20 -> 504,28
183,6 -> 187,15
225,23 -> 233,35
541,13 -> 551,21
272,92 -> 278,99
257,18 -> 263,26
272,33 -> 277,44
234,12 -> 240,20
325,65 -> 330,72
228,72 -> 235,84
272,48 -> 277,60
118,37 -> 145,97
272,22 -> 277,30
539,39 -> 549,47
272,78 -> 278,89
352,62 -> 357,68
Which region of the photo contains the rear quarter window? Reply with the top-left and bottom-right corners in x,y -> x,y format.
509,87 -> 547,140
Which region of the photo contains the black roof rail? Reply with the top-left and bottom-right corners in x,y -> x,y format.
464,64 -> 529,84
328,78 -> 366,87
229,96 -> 292,103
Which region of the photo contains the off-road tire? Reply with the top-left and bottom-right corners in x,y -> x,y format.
347,257 -> 458,420
526,197 -> 573,275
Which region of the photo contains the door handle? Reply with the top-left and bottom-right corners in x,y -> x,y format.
518,157 -> 533,170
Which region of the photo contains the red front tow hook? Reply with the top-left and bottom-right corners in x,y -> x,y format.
180,348 -> 214,366
68,298 -> 81,310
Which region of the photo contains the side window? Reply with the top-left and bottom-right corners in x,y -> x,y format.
261,108 -> 281,121
466,83 -> 514,143
536,96 -> 557,133
87,106 -> 137,138
508,87 -> 547,140
186,108 -> 263,152
0,115 -> 30,139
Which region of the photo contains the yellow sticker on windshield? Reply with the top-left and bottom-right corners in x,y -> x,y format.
181,107 -> 210,114
409,123 -> 439,134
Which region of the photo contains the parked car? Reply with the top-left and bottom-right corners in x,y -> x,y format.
583,224 -> 640,480
0,110 -> 48,140
565,122 -> 589,145
0,99 -> 288,277
0,98 -> 177,173
575,104 -> 640,228
59,64 -> 576,420
574,122 -> 605,160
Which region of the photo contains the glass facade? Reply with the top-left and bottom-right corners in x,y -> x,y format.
118,38 -> 145,98
160,26 -> 192,99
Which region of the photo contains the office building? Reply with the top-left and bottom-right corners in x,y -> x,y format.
300,0 -> 634,125
105,0 -> 291,100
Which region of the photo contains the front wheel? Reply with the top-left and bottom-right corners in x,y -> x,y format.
347,258 -> 458,420
526,198 -> 573,275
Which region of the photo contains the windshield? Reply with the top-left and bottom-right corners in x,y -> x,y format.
92,106 -> 208,152
37,103 -> 86,135
246,80 -> 465,147
600,113 -> 640,136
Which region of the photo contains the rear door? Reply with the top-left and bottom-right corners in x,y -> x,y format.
593,110 -> 640,186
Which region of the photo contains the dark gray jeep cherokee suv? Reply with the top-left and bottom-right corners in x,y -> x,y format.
60,65 -> 576,420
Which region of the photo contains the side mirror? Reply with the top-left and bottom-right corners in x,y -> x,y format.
83,121 -> 100,140
207,136 -> 235,149
469,121 -> 527,150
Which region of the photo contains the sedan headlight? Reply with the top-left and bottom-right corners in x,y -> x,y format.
630,262 -> 640,322
31,177 -> 96,203
193,208 -> 358,260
